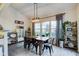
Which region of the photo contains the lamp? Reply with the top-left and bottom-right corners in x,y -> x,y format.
32,3 -> 39,22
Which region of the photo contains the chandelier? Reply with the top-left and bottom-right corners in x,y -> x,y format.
32,3 -> 40,22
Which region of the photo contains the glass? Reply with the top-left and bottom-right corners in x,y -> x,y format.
50,21 -> 57,38
42,22 -> 49,37
34,23 -> 41,36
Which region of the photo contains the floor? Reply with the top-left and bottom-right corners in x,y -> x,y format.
8,42 -> 79,56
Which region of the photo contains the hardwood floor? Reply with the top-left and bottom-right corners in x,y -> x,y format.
8,42 -> 79,56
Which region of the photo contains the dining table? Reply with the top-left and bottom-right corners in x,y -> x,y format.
24,36 -> 49,55
35,37 -> 49,55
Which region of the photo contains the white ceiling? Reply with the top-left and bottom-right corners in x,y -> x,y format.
10,3 -> 77,19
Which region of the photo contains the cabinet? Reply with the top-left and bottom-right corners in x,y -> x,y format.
71,22 -> 77,50
64,21 -> 77,50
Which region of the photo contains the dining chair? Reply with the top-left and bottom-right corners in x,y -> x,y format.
24,37 -> 32,50
42,38 -> 54,55
31,38 -> 39,54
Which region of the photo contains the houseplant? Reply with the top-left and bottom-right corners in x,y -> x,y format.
59,21 -> 71,48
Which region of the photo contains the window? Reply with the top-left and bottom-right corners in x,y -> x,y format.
34,23 -> 41,36
50,21 -> 57,38
34,21 -> 57,38
42,22 -> 49,37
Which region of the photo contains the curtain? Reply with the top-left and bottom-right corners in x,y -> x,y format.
56,14 -> 63,46
32,22 -> 35,36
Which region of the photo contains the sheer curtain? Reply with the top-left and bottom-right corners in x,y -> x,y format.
56,14 -> 64,46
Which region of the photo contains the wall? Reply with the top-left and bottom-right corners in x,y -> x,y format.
63,6 -> 77,22
0,4 -> 30,31
77,4 -> 79,52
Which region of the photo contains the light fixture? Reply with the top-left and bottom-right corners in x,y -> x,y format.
32,3 -> 40,23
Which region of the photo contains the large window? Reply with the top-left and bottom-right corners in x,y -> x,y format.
34,21 -> 57,38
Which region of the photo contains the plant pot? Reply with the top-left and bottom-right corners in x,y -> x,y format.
60,41 -> 64,48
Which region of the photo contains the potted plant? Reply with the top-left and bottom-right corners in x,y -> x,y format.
59,38 -> 64,48
61,21 -> 71,48
63,21 -> 71,33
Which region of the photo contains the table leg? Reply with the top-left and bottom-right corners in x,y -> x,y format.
39,42 -> 42,56
24,42 -> 26,49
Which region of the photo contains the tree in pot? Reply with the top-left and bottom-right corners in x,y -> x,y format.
59,38 -> 64,48
62,21 -> 71,48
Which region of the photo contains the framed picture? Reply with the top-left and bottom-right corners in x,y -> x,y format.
67,28 -> 72,31
15,20 -> 24,24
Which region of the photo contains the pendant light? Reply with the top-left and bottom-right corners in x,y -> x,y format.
32,3 -> 39,22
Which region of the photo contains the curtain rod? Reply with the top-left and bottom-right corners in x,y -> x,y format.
39,13 -> 65,19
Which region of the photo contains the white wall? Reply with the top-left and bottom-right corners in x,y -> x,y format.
0,5 -> 30,31
63,6 -> 77,22
76,4 -> 79,52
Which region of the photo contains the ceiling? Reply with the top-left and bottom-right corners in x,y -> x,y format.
9,3 -> 77,19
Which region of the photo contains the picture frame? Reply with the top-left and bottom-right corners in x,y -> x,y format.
15,20 -> 24,24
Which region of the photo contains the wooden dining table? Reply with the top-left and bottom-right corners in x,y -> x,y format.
24,36 -> 49,55
35,37 -> 49,55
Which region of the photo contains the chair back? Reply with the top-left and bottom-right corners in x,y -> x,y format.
48,38 -> 54,44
